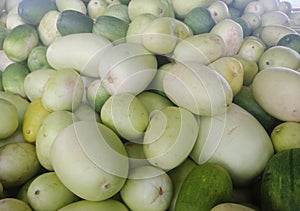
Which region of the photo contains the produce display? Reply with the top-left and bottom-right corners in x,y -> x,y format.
0,0 -> 299,210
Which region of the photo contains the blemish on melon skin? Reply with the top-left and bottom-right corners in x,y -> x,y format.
107,75 -> 114,83
126,143 -> 134,148
159,186 -> 164,195
102,183 -> 110,190
211,37 -> 222,44
228,126 -> 238,135
158,8 -> 164,16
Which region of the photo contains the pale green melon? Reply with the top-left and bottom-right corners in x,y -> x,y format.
143,106 -> 199,170
190,103 -> 274,186
252,67 -> 300,122
50,121 -> 129,201
163,62 -> 233,116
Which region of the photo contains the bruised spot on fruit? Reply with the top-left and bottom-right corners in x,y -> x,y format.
210,37 -> 219,44
126,143 -> 133,148
159,186 -> 164,195
107,75 -> 113,83
232,65 -> 238,77
34,190 -> 40,195
26,129 -> 31,135
274,127 -> 281,134
158,8 -> 164,16
102,183 -> 110,190
154,162 -> 162,169
228,126 -> 238,135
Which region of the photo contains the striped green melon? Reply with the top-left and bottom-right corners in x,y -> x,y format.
261,149 -> 300,211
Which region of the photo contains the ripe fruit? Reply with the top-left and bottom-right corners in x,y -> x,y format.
0,99 -> 19,139
271,122 -> 300,152
120,165 -> 173,211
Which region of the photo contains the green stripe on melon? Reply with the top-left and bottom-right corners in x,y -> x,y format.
261,149 -> 300,211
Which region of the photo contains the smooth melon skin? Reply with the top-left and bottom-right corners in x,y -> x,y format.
0,198 -> 32,211
3,24 -> 39,62
24,69 -> 56,102
210,19 -> 244,56
55,0 -> 87,14
50,121 -> 129,201
175,163 -> 233,211
0,99 -> 19,139
0,91 -> 29,124
27,172 -> 79,211
190,103 -> 274,186
233,86 -> 281,134
168,158 -> 197,211
120,165 -> 173,211
211,203 -> 257,211
258,46 -> 300,71
58,199 -> 129,211
98,42 -> 157,95
93,15 -> 129,43
56,10 -> 94,36
38,10 -> 61,46
261,149 -> 300,211
2,62 -> 29,98
100,93 -> 149,140
259,24 -> 296,47
18,0 -> 57,25
142,17 -> 192,55
252,67 -> 300,122
277,33 -> 300,54
173,33 -> 226,65
271,122 -> 300,152
143,106 -> 199,171
183,7 -> 217,35
163,62 -> 233,117
46,33 -> 112,78
0,142 -> 41,188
